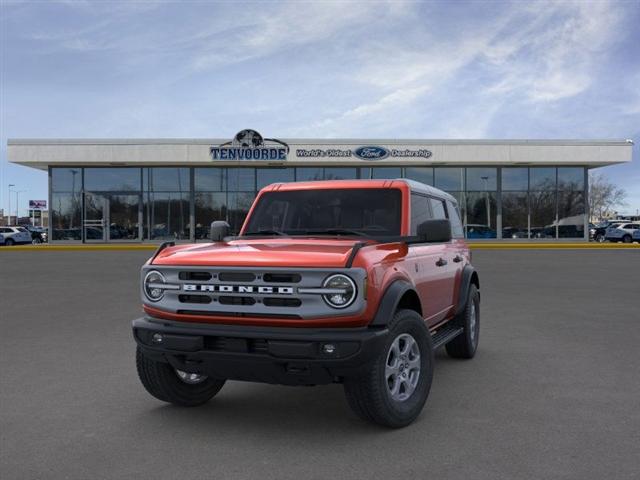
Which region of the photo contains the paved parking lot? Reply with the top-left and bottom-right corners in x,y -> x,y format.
1,249 -> 639,480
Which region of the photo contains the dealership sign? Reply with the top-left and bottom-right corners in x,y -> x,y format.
296,146 -> 433,160
211,129 -> 289,160
29,200 -> 47,209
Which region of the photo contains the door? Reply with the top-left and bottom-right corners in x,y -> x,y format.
84,193 -> 107,242
84,193 -> 141,242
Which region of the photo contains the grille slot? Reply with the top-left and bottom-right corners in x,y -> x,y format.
176,310 -> 301,319
218,296 -> 256,306
179,271 -> 212,281
219,272 -> 256,282
263,297 -> 302,307
263,273 -> 301,283
178,294 -> 212,304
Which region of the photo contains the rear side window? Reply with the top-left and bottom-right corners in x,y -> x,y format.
429,198 -> 447,220
17,227 -> 28,232
410,194 -> 432,235
446,201 -> 465,239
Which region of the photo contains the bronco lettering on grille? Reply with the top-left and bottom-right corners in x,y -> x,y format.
182,284 -> 294,295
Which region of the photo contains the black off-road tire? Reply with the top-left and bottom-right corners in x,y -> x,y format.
446,284 -> 480,359
136,347 -> 225,406
344,309 -> 434,428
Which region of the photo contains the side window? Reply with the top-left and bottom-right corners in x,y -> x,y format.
446,201 -> 465,239
410,193 -> 432,235
429,198 -> 447,220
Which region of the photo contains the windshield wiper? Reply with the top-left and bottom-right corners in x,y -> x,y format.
243,229 -> 287,236
302,228 -> 367,237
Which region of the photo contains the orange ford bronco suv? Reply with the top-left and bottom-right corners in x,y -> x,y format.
133,179 -> 480,427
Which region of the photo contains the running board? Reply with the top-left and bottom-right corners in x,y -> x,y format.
431,324 -> 464,349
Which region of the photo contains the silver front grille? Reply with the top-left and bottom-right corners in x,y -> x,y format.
141,266 -> 366,319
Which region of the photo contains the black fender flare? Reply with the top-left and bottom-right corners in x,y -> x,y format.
454,265 -> 480,316
370,280 -> 417,327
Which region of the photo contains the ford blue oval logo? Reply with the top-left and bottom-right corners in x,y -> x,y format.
354,146 -> 389,160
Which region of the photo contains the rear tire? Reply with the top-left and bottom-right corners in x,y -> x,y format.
622,235 -> 632,243
446,284 -> 480,359
136,347 -> 225,406
344,309 -> 434,428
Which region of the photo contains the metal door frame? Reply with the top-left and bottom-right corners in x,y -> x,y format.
83,192 -> 143,242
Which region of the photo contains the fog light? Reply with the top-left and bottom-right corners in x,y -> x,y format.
322,343 -> 336,354
152,333 -> 163,344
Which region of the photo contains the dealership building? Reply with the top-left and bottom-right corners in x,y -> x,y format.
7,132 -> 633,242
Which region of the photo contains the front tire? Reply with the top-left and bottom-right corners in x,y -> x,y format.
622,235 -> 632,243
446,284 -> 480,359
344,309 -> 434,428
136,347 -> 225,406
595,233 -> 605,243
5,238 -> 14,246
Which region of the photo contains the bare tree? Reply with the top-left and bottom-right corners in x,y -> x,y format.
589,172 -> 627,221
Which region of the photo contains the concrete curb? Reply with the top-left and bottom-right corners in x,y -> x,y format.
1,243 -> 639,251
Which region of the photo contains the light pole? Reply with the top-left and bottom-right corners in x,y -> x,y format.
8,184 -> 15,225
15,190 -> 27,224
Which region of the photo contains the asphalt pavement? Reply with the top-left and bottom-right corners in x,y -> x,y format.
1,249 -> 639,480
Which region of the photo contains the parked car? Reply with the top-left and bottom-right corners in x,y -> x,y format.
605,223 -> 640,243
502,227 -> 528,239
465,224 -> 497,239
133,179 -> 480,428
0,226 -> 32,245
20,225 -> 48,244
591,220 -> 627,242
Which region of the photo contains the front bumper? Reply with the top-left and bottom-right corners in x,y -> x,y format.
132,317 -> 389,385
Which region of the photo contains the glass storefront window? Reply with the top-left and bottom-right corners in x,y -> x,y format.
145,168 -> 189,192
145,192 -> 190,240
227,168 -> 256,191
557,191 -> 585,238
530,190 -> 556,238
466,168 -> 497,191
195,168 -> 225,191
51,168 -> 82,193
404,167 -> 433,185
323,167 -> 357,180
434,168 -> 464,191
502,192 -> 528,239
257,168 -> 294,190
195,192 -> 226,239
296,167 -> 324,181
227,192 -> 256,234
558,167 -> 584,190
502,168 -> 528,191
465,192 -> 497,238
85,168 -> 141,191
361,167 -> 402,179
51,192 -> 82,240
529,168 -> 556,191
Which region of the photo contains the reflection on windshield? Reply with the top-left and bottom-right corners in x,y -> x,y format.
243,188 -> 402,236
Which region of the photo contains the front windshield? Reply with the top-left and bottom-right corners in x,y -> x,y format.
243,188 -> 402,237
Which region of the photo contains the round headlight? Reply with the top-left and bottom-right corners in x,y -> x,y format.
322,274 -> 356,309
144,270 -> 166,302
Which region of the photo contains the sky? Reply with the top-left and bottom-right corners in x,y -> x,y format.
1,0 -> 639,217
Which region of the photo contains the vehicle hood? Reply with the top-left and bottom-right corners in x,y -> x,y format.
151,238 -> 367,268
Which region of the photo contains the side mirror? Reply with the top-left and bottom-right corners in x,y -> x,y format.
210,221 -> 230,242
417,219 -> 452,243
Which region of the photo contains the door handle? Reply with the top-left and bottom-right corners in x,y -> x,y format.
453,255 -> 463,263
436,257 -> 448,267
